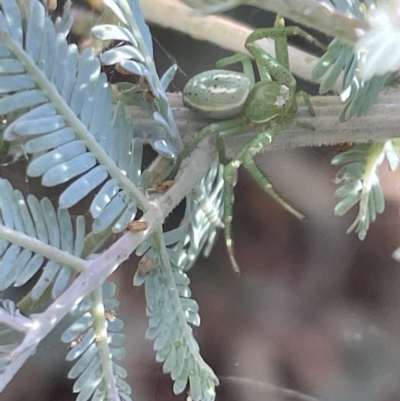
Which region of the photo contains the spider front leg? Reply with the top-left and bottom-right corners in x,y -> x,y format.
221,124 -> 306,273
217,131 -> 250,275
245,18 -> 326,72
222,126 -> 278,275
242,124 -> 305,220
245,40 -> 296,95
222,160 -> 241,275
169,119 -> 243,179
296,91 -> 315,117
215,53 -> 256,87
242,152 -> 306,221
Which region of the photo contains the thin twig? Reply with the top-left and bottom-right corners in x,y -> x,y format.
221,375 -> 319,401
246,0 -> 368,44
0,224 -> 87,274
0,309 -> 32,333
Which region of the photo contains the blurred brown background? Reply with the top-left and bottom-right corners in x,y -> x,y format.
4,2 -> 400,401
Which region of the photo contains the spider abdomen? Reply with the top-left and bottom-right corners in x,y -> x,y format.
183,69 -> 251,120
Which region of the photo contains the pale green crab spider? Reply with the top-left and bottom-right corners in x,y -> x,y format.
173,17 -> 326,274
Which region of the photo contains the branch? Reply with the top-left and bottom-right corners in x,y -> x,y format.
0,225 -> 87,273
90,288 -> 120,401
128,92 -> 400,155
0,309 -> 32,333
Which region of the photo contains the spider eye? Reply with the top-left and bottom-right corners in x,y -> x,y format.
274,85 -> 290,107
280,85 -> 289,94
274,97 -> 287,107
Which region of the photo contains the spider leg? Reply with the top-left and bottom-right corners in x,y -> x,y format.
169,119 -> 242,178
274,15 -> 327,52
173,119 -> 249,274
296,90 -> 315,116
242,123 -> 306,238
246,17 -> 326,71
255,59 -> 272,82
245,41 -> 296,92
216,43 -> 271,82
242,152 -> 306,221
222,160 -> 241,274
221,125 -> 281,274
216,53 -> 255,87
292,120 -> 315,131
216,126 -> 247,165
212,119 -> 250,165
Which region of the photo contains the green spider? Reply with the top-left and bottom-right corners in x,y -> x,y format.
173,17 -> 325,274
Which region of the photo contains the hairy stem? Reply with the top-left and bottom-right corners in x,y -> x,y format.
128,92 -> 400,153
90,287 -> 120,401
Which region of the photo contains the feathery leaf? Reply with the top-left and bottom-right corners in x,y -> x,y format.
0,178 -> 84,299
0,0 -> 149,233
312,0 -> 392,121
63,282 -> 131,401
332,141 -> 400,239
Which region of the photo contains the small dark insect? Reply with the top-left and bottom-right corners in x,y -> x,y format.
154,180 -> 174,194
68,334 -> 84,350
115,63 -> 134,76
335,141 -> 355,152
139,77 -> 155,103
138,76 -> 150,90
138,255 -> 154,277
128,220 -> 148,233
143,89 -> 155,103
105,310 -> 117,322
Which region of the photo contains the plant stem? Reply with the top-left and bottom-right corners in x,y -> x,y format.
127,92 -> 400,153
90,288 -> 120,401
0,224 -> 87,273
